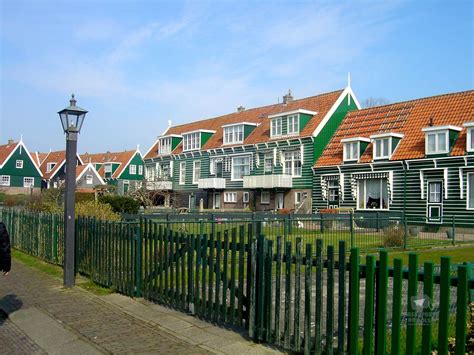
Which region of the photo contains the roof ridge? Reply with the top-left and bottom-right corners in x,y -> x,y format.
167,88 -> 345,130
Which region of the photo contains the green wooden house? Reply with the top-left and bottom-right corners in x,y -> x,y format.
313,90 -> 474,226
144,85 -> 360,212
0,139 -> 42,194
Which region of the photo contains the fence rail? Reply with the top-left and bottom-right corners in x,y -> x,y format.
1,208 -> 472,354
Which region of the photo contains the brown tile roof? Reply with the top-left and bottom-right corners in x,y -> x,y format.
82,150 -> 137,179
315,90 -> 474,167
145,89 -> 345,159
39,150 -> 66,180
0,141 -> 19,166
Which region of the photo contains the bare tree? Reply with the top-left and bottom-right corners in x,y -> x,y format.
361,97 -> 390,108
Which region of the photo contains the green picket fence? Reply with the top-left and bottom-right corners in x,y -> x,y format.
1,208 -> 472,354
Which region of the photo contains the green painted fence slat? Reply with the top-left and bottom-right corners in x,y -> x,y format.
249,237 -> 257,339
421,262 -> 434,355
391,258 -> 403,355
438,256 -> 450,355
326,245 -> 335,355
284,241 -> 292,349
214,234 -> 222,322
348,247 -> 360,355
406,253 -> 418,355
230,229 -> 237,325
363,254 -> 375,355
455,265 -> 468,355
375,250 -> 388,354
337,241 -> 346,355
294,238 -> 302,352
304,243 -> 312,355
237,226 -> 245,326
274,236 -> 283,346
208,228 -> 215,318
265,240 -> 273,343
223,232 -> 229,322
314,239 -> 323,355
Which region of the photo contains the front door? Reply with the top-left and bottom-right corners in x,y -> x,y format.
213,193 -> 221,209
188,194 -> 196,210
276,192 -> 284,209
216,162 -> 223,178
427,181 -> 443,223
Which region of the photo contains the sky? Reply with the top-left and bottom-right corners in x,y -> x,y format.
1,0 -> 473,154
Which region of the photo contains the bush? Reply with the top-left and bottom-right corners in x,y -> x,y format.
75,200 -> 120,221
383,225 -> 404,247
76,192 -> 95,203
25,189 -> 63,213
3,194 -> 28,207
99,195 -> 140,214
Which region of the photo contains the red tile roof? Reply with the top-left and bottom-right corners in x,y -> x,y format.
39,151 -> 66,180
145,89 -> 345,159
81,150 -> 138,179
0,141 -> 19,166
315,90 -> 474,167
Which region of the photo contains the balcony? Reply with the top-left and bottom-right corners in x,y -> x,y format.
146,180 -> 173,190
198,178 -> 226,189
243,174 -> 293,189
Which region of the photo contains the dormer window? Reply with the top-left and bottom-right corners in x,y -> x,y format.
159,137 -> 171,155
287,114 -> 299,134
422,125 -> 461,155
223,124 -> 243,145
268,109 -> 316,138
341,137 -> 370,162
183,132 -> 201,151
271,117 -> 282,137
464,122 -> 474,152
46,162 -> 56,172
370,133 -> 404,160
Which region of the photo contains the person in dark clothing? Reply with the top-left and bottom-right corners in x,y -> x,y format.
0,222 -> 11,276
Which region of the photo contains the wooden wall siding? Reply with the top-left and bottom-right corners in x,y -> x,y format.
118,153 -> 145,181
313,155 -> 474,225
172,152 -> 210,190
0,145 -> 42,187
76,167 -> 103,188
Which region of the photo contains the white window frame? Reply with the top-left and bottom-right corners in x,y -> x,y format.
373,137 -> 391,160
283,150 -> 302,177
224,192 -> 237,203
264,153 -> 273,173
467,127 -> 474,153
23,177 -> 34,188
86,174 -> 93,185
193,160 -> 201,184
104,163 -> 112,173
287,114 -> 299,135
16,160 -> 23,169
343,142 -> 359,162
295,192 -> 302,205
179,162 -> 186,185
129,164 -> 137,175
425,131 -> 449,155
138,165 -> 143,175
467,172 -> 474,210
271,117 -> 282,137
46,162 -> 56,172
243,191 -> 250,203
159,137 -> 172,155
356,178 -> 389,211
328,179 -> 339,202
183,132 -> 201,152
0,175 -> 10,186
261,191 -> 270,204
223,124 -> 244,145
231,155 -> 251,181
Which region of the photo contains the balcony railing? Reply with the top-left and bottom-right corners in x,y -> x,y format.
243,174 -> 293,189
198,178 -> 226,189
146,180 -> 173,190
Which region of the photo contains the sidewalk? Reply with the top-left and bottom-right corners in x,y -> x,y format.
0,259 -> 283,354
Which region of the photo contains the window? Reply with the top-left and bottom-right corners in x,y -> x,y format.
295,192 -> 302,205
223,125 -> 244,145
46,163 -> 56,172
328,180 -> 339,202
287,114 -> 299,135
159,137 -> 172,155
243,191 -> 250,203
357,178 -> 388,210
283,150 -> 302,177
183,132 -> 201,151
138,165 -> 143,175
86,175 -> 93,185
373,138 -> 390,159
261,191 -> 270,204
264,153 -> 273,173
425,131 -> 449,155
104,164 -> 112,173
23,177 -> 34,188
16,160 -> 23,169
468,173 -> 474,209
224,192 -> 237,203
146,166 -> 155,180
344,142 -> 359,161
428,181 -> 442,203
467,127 -> 474,152
179,162 -> 186,185
271,118 -> 282,137
0,175 -> 10,186
231,155 -> 250,181
193,161 -> 201,184
129,164 -> 137,175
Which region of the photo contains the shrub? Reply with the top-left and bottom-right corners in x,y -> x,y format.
76,192 -> 95,203
99,195 -> 140,214
75,200 -> 120,221
3,194 -> 28,207
25,189 -> 63,213
383,225 -> 404,247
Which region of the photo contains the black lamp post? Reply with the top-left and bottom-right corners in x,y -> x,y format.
58,94 -> 87,288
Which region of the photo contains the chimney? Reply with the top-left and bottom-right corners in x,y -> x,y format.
7,139 -> 14,145
237,106 -> 245,112
282,89 -> 293,104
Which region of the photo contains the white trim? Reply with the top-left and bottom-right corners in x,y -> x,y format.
466,126 -> 474,153
0,141 -> 43,176
23,177 -> 35,188
356,177 -> 389,211
261,190 -> 270,204
243,191 -> 250,203
268,109 -> 317,119
372,136 -> 392,160
0,175 -> 11,186
425,130 -> 450,155
370,132 -> 404,139
312,86 -> 361,137
463,122 -> 474,128
116,149 -> 143,179
159,134 -> 183,138
224,191 -> 237,203
192,160 -> 201,185
230,154 -> 251,181
182,129 -> 216,135
467,172 -> 474,210
422,125 -> 462,132
76,163 -> 106,185
221,122 -> 258,128
341,137 -> 370,143
179,161 -> 186,185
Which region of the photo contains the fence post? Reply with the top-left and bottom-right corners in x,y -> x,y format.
348,247 -> 360,354
438,256 -> 451,355
376,212 -> 380,232
403,212 -> 408,250
349,212 -> 354,249
455,265 -> 468,355
451,215 -> 456,246
249,237 -> 257,340
134,219 -> 143,297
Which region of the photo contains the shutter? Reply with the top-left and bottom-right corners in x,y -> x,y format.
169,160 -> 174,177
321,176 -> 328,200
255,153 -> 260,168
340,173 -> 345,201
273,148 -> 277,166
300,145 -> 304,165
